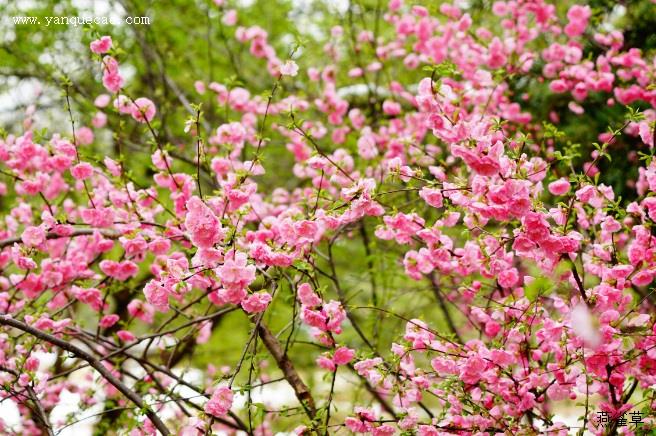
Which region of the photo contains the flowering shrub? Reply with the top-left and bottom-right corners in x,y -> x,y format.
1,0 -> 656,434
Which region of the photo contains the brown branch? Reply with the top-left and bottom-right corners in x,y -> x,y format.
116,0 -> 211,132
0,228 -> 121,249
0,315 -> 171,436
570,262 -> 592,309
256,322 -> 317,420
0,365 -> 54,436
291,118 -> 355,183
350,365 -> 396,417
604,378 -> 639,436
429,274 -> 463,344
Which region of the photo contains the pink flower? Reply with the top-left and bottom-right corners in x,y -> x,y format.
222,9 -> 237,26
389,0 -> 403,11
419,187 -> 443,208
92,112 -> 107,128
71,163 -> 94,180
196,321 -> 212,344
99,314 -> 120,328
460,355 -> 487,384
25,356 -> 40,372
548,178 -> 571,196
94,94 -> 111,108
382,100 -> 401,116
21,226 -> 46,248
498,268 -> 519,288
131,97 -> 157,123
73,287 -> 105,311
323,300 -> 347,334
357,133 -> 378,160
102,72 -> 124,93
522,212 -> 551,244
100,260 -> 139,281
280,60 -> 299,77
128,299 -> 155,324
185,196 -> 225,248
345,408 -> 376,433
204,386 -> 233,417
568,101 -> 584,115
151,150 -> 172,171
114,95 -> 133,114
8,4 -> 656,431
121,236 -> 148,259
403,249 -> 433,280
492,1 -> 508,16
373,424 -> 395,435
214,122 -> 246,148
490,349 -> 514,367
485,320 -> 501,337
549,79 -> 569,93
117,330 -> 136,342
451,144 -> 501,176
241,291 -> 272,313
333,346 -> 355,365
217,251 -> 255,292
11,245 -> 37,270
144,280 -> 170,312
301,307 -> 328,331
75,127 -> 94,145
90,36 -> 113,54
599,402 -> 633,420
487,37 -> 507,69
316,355 -> 336,371
148,238 -> 171,255
297,283 -> 322,306
565,5 -> 591,37
632,270 -> 654,286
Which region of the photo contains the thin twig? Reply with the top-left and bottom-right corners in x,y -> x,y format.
0,315 -> 171,436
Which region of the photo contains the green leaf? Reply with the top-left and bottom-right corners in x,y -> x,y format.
293,260 -> 312,271
524,276 -> 552,302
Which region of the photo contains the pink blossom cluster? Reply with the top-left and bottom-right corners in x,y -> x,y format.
1,0 -> 656,435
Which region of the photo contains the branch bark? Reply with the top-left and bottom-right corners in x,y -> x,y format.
429,274 -> 463,344
0,228 -> 120,249
0,365 -> 54,436
570,262 -> 592,309
0,315 -> 171,436
256,322 -> 317,420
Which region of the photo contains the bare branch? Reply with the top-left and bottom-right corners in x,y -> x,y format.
0,315 -> 171,436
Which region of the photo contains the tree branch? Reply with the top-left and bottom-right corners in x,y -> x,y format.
256,322 -> 317,420
570,262 -> 592,309
0,315 -> 171,436
429,273 -> 463,344
0,228 -> 120,249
